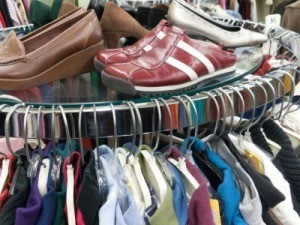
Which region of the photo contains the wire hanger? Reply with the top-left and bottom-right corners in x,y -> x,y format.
93,104 -> 101,169
157,98 -> 173,157
78,105 -> 85,165
170,96 -> 192,153
180,94 -> 199,151
151,99 -> 162,155
5,103 -> 25,195
223,85 -> 246,132
36,106 -> 45,167
197,91 -> 220,145
123,101 -> 137,163
23,105 -> 33,163
109,103 -> 118,151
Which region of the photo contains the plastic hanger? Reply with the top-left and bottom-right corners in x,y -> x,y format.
139,99 -> 168,204
129,101 -> 153,206
152,100 -> 175,188
116,101 -> 149,212
50,105 -> 62,189
92,104 -> 108,200
35,106 -> 50,197
4,103 -> 25,195
57,105 -> 76,225
168,96 -> 199,201
78,105 -> 85,166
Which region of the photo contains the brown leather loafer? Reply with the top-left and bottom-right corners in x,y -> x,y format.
0,10 -> 103,90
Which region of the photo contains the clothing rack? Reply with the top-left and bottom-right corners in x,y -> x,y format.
0,67 -> 297,140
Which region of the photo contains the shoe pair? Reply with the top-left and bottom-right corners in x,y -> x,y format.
95,20 -> 237,96
0,5 -> 103,90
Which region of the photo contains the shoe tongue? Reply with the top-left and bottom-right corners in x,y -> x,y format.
0,31 -> 26,64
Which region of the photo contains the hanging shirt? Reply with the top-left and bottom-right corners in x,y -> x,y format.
15,143 -> 53,225
168,162 -> 188,225
209,137 -> 265,225
36,154 -> 57,225
229,133 -> 300,225
63,151 -> 86,225
96,145 -> 145,225
144,185 -> 158,225
77,150 -> 103,225
188,138 -> 247,225
166,147 -> 215,225
0,149 -> 30,225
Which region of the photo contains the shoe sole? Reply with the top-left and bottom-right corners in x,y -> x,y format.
101,65 -> 236,96
94,57 -> 106,72
0,41 -> 104,90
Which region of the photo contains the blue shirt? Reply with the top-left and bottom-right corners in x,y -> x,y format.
168,162 -> 188,225
186,138 -> 247,225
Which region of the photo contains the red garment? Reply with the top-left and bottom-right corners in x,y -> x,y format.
167,147 -> 215,225
254,54 -> 272,76
0,12 -> 6,28
63,151 -> 86,225
0,155 -> 14,210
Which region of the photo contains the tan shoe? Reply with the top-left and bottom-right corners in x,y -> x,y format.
21,3 -> 85,43
101,2 -> 149,49
0,10 -> 103,90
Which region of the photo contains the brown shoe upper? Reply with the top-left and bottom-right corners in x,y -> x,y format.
0,10 -> 102,80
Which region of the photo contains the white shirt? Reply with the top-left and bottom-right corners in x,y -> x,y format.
229,133 -> 300,225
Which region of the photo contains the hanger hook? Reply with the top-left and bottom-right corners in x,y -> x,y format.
223,85 -> 246,131
244,80 -> 268,131
57,105 -> 72,165
197,91 -> 220,145
237,82 -> 256,135
78,105 -> 85,165
151,99 -> 162,155
251,77 -> 276,125
36,105 -> 45,166
23,105 -> 33,163
264,73 -> 286,120
92,104 -> 101,168
129,101 -> 143,157
109,103 -> 118,150
171,96 -> 192,153
5,103 -> 25,163
157,98 -> 173,157
181,94 -> 198,151
211,89 -> 226,139
123,101 -> 136,163
216,87 -> 235,134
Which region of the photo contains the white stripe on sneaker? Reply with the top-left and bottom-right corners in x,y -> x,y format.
177,41 -> 215,74
166,57 -> 198,81
143,45 -> 152,52
157,31 -> 166,40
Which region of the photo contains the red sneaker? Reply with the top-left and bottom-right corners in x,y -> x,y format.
101,27 -> 237,95
94,20 -> 171,71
